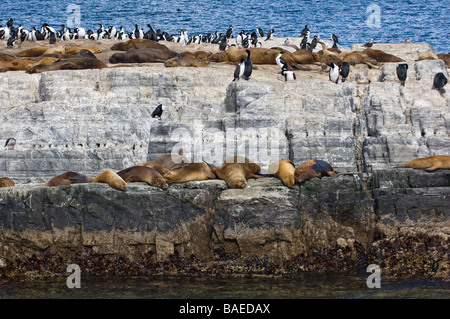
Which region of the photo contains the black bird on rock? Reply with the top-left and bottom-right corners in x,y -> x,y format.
433,72 -> 448,93
339,62 -> 350,82
396,63 -> 408,86
151,104 -> 164,120
243,50 -> 253,80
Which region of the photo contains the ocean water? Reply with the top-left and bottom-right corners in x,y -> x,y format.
1,0 -> 449,52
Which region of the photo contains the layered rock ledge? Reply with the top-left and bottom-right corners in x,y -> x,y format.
0,169 -> 448,280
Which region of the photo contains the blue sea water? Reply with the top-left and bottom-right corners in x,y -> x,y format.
0,0 -> 449,52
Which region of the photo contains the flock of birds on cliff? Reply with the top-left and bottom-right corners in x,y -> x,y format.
1,17 -> 449,89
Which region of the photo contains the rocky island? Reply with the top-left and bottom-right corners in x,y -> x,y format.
0,36 -> 449,280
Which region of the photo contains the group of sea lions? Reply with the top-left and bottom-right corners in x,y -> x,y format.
1,154 -> 449,191
1,37 -> 435,75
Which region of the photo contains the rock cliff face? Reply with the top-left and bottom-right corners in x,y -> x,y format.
0,43 -> 449,280
1,43 -> 449,181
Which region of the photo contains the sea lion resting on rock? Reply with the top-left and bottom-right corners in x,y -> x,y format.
109,48 -> 180,64
43,170 -> 127,191
91,170 -> 128,191
395,155 -> 450,172
44,171 -> 93,187
111,39 -> 170,51
164,56 -> 209,67
225,46 -> 298,68
26,56 -> 108,73
210,156 -> 261,189
268,160 -> 296,188
0,177 -> 15,188
294,160 -> 338,184
149,149 -> 189,171
164,162 -> 216,183
362,49 -> 403,63
135,162 -> 171,176
117,166 -> 168,190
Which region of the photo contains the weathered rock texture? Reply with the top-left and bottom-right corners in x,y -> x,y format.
0,170 -> 449,280
0,42 -> 449,280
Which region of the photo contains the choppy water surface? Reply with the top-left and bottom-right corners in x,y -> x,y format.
1,0 -> 449,52
1,271 -> 449,299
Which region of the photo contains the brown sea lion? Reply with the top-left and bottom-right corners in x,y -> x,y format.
164,162 -> 216,183
111,39 -> 170,51
362,49 -> 403,63
268,160 -> 296,188
225,46 -> 298,67
210,156 -> 261,189
395,155 -> 450,171
437,53 -> 450,67
45,171 -> 92,187
26,56 -> 108,73
339,51 -> 378,67
164,56 -> 209,67
91,170 -> 128,191
0,177 -> 15,188
117,166 -> 168,189
294,160 -> 338,184
65,46 -> 102,55
208,51 -> 229,63
315,42 -> 342,66
17,46 -> 53,57
0,58 -> 38,71
194,51 -> 211,60
109,47 -> 180,64
291,49 -> 316,64
43,46 -> 66,55
417,51 -> 438,61
135,162 -> 171,176
151,149 -> 189,171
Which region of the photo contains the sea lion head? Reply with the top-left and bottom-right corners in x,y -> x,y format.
230,177 -> 247,189
294,166 -> 311,184
283,175 -> 295,188
109,53 -> 125,64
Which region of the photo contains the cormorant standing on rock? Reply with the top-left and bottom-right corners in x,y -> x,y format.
433,72 -> 448,93
339,62 -> 350,82
396,64 -> 408,86
243,50 -> 253,80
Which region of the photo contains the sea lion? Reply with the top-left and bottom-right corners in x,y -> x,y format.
91,170 -> 128,191
362,49 -> 403,63
151,149 -> 189,171
26,57 -> 108,73
210,156 -> 261,189
164,56 -> 209,67
111,39 -> 170,51
43,46 -> 66,55
193,51 -> 211,60
395,155 -> 450,171
268,160 -> 296,188
294,160 -> 338,184
291,49 -> 316,64
117,166 -> 168,190
437,53 -> 450,67
45,171 -> 92,187
417,51 -> 438,61
136,162 -> 171,176
109,48 -> 180,64
0,177 -> 15,188
17,46 -> 53,57
164,162 -> 216,183
339,51 -> 378,67
65,46 -> 102,55
225,46 -> 298,67
208,51 -> 229,63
